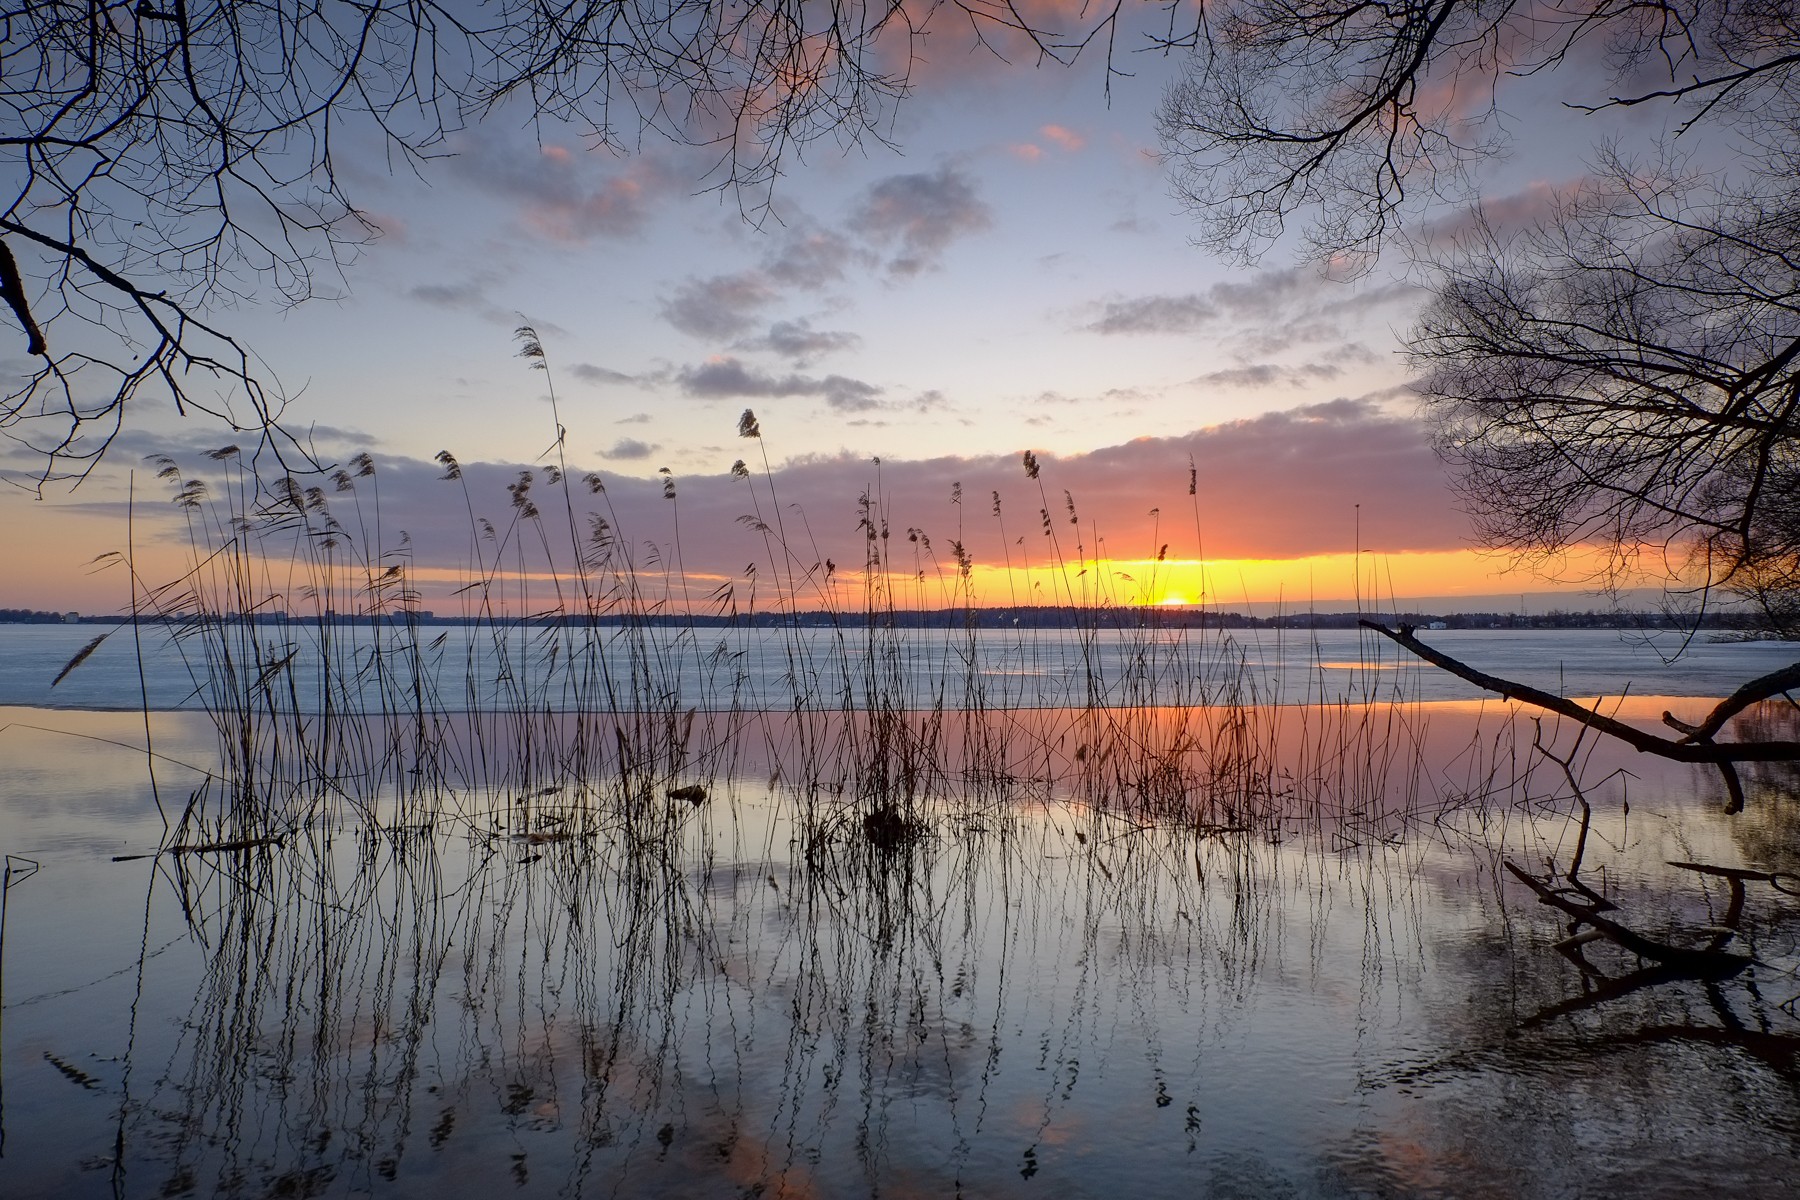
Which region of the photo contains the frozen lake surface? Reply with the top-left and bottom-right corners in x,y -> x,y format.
2,622 -> 1795,712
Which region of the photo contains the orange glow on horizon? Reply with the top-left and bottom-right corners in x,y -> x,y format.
950,548 -> 1639,611
18,534 -> 1661,617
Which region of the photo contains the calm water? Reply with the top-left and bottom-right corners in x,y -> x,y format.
2,625 -> 1799,1197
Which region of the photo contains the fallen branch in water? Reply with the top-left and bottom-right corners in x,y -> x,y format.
1361,620 -> 1800,813
1659,662 -> 1800,745
1360,622 -> 1800,763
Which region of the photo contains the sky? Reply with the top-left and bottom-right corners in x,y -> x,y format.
0,11 -> 1657,615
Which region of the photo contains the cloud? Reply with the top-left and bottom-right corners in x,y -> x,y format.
660,273 -> 780,340
1085,269 -> 1420,347
448,130 -> 694,242
405,273 -> 518,325
737,319 -> 862,365
408,281 -> 486,310
114,397 -> 1454,615
1326,341 -> 1381,366
1205,268 -> 1315,323
1232,322 -> 1346,359
649,169 -> 986,342
821,378 -> 883,412
517,155 -> 687,242
852,165 -> 993,276
1085,294 -> 1218,335
676,356 -> 884,411
602,438 -> 657,460
1084,268 -> 1316,336
1191,363 -> 1343,389
657,222 -> 859,341
1040,124 -> 1085,152
1423,179 -> 1580,245
761,223 -> 859,290
570,362 -> 637,385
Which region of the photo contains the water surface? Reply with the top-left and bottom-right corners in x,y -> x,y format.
2,700 -> 1797,1197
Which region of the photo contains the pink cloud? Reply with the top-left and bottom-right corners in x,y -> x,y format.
1040,124 -> 1084,152
450,130 -> 692,241
213,397 -> 1461,610
1423,177 -> 1590,246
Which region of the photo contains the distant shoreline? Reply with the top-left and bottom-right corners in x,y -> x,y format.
0,605 -> 1783,635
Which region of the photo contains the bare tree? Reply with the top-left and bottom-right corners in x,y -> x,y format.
1158,0 -> 1800,268
0,0 -> 1133,488
1415,159 -> 1800,598
1161,0 -> 1800,621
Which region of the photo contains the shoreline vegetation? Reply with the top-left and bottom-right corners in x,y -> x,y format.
21,396 -> 1480,853
23,370 -> 1796,840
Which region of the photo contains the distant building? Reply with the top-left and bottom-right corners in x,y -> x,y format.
62,611 -> 79,623
1427,621 -> 1447,630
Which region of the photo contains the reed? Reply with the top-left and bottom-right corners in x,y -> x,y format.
103,340 -> 1477,862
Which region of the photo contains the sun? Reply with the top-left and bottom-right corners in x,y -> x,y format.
1156,595 -> 1189,606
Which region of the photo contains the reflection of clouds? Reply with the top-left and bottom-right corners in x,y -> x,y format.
1343,756 -> 1800,1200
14,700 -> 1797,1196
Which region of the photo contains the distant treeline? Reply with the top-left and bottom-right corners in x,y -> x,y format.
1,604 -> 1783,633
0,608 -> 83,623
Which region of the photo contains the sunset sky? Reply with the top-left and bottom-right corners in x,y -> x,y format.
0,12 -> 1641,615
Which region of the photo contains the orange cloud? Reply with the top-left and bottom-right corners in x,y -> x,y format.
1040,123 -> 1084,152
16,398 -> 1662,616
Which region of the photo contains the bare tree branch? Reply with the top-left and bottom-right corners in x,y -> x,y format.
1360,620 -> 1800,762
0,0 -> 1162,486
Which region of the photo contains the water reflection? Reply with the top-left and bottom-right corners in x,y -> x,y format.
2,705 -> 1799,1197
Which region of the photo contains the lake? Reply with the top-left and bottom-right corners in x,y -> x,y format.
4,622 -> 1797,711
2,624 -> 1798,1197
